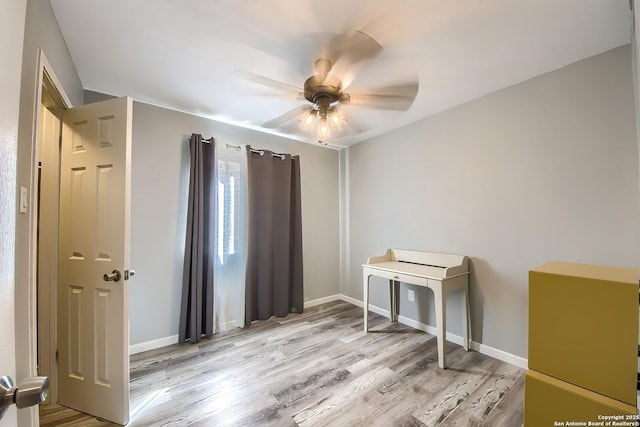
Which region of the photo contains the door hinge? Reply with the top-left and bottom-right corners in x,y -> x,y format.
55,349 -> 59,363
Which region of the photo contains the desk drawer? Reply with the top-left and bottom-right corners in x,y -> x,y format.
364,267 -> 428,287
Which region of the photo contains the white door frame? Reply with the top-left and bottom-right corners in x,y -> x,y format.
29,49 -> 73,409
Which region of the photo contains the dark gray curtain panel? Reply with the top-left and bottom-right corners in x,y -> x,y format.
245,146 -> 303,325
179,134 -> 215,343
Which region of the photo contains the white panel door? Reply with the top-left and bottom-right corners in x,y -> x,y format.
58,96 -> 132,425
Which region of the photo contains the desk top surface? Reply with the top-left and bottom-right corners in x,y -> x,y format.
363,260 -> 450,280
363,249 -> 469,280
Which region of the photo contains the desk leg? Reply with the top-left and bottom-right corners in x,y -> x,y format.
363,274 -> 369,332
461,288 -> 469,351
388,280 -> 399,322
394,281 -> 400,321
388,280 -> 393,322
433,287 -> 446,369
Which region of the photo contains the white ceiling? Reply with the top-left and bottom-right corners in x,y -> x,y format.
50,0 -> 632,149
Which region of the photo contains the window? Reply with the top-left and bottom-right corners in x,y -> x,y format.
214,146 -> 246,331
216,157 -> 243,264
217,160 -> 241,264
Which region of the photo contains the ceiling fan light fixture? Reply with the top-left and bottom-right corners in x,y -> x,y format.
318,116 -> 330,139
305,110 -> 316,124
298,109 -> 318,132
304,105 -> 348,143
328,108 -> 347,132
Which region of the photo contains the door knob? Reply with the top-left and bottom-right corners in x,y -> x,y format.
0,376 -> 49,420
103,270 -> 121,282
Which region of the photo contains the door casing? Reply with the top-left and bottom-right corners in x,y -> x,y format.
32,49 -> 73,409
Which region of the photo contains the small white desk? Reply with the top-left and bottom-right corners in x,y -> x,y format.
363,249 -> 470,369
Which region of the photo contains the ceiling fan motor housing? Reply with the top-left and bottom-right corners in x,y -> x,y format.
304,74 -> 343,109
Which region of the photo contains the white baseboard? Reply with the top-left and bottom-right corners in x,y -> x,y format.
339,293 -> 363,308
128,294 -> 529,370
304,294 -> 342,308
469,341 -> 528,369
128,295 -> 343,355
340,294 -> 528,370
402,312 -> 528,369
129,335 -> 178,355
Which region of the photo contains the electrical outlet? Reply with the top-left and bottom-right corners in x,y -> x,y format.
408,289 -> 415,302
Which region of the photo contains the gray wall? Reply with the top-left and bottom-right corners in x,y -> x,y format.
344,45 -> 640,360
125,101 -> 340,345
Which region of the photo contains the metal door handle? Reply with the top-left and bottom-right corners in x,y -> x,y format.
103,270 -> 121,282
0,376 -> 49,420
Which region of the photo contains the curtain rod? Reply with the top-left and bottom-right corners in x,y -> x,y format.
200,140 -> 297,161
249,148 -> 296,160
224,144 -> 285,159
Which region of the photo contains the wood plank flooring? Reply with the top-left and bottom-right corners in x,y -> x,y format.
40,301 -> 524,426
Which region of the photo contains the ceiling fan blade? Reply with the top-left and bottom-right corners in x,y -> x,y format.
234,69 -> 302,93
328,31 -> 383,70
262,105 -> 310,129
345,82 -> 419,111
346,94 -> 415,111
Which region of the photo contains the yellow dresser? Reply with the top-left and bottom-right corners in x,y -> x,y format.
525,261 -> 638,426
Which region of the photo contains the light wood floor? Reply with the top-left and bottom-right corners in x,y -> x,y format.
40,301 -> 525,426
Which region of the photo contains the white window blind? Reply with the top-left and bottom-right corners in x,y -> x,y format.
213,144 -> 246,331
216,158 -> 242,263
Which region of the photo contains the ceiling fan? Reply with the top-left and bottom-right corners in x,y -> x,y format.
234,30 -> 419,144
